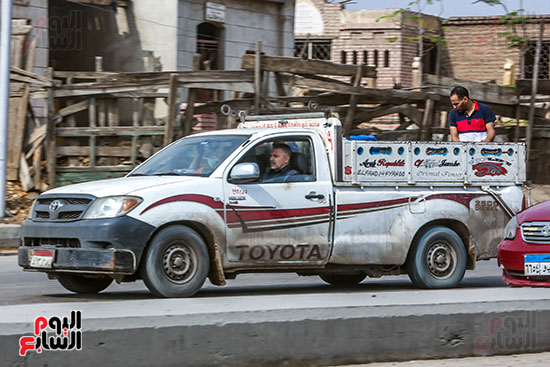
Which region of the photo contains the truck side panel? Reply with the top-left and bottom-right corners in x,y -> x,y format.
330,186 -> 520,265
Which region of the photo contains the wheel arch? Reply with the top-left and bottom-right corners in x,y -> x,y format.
139,220 -> 226,286
408,219 -> 475,270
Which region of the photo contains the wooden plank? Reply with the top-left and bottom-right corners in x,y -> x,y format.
53,70 -> 254,82
24,37 -> 37,73
54,71 -> 118,80
46,68 -> 56,188
56,145 -> 161,158
107,99 -> 119,127
11,35 -> 25,68
25,124 -> 47,158
56,71 -> 253,88
10,73 -> 52,87
254,42 -> 262,114
11,65 -> 52,84
425,74 -> 517,105
353,104 -> 423,125
55,126 -> 165,137
11,24 -> 32,36
343,65 -> 364,136
294,76 -> 441,103
7,84 -> 30,180
274,72 -> 287,97
242,54 -> 377,78
33,142 -> 43,190
164,74 -> 178,146
420,99 -> 434,141
182,55 -> 200,137
19,156 -> 33,191
516,79 -> 550,95
57,100 -> 89,119
181,82 -> 254,93
193,99 -> 253,115
57,146 -> 132,157
53,84 -> 167,98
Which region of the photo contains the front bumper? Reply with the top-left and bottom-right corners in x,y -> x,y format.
498,238 -> 550,287
18,247 -> 136,274
19,215 -> 156,275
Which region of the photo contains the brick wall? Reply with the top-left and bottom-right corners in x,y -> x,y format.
441,17 -> 550,83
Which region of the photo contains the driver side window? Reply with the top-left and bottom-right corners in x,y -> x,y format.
235,138 -> 315,183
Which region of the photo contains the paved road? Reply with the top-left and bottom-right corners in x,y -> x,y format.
0,254 -> 510,305
335,352 -> 550,366
3,254 -> 550,366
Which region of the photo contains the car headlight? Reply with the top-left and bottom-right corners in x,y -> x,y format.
83,196 -> 142,219
503,216 -> 519,240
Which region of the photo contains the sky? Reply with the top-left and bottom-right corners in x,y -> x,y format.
345,0 -> 550,18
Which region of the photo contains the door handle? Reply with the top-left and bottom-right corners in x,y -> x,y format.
305,193 -> 325,200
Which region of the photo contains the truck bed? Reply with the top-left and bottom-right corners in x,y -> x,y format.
342,141 -> 526,186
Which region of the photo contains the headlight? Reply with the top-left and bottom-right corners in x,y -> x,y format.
503,216 -> 519,240
83,196 -> 142,219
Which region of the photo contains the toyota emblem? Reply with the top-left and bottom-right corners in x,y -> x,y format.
49,200 -> 64,212
542,225 -> 550,237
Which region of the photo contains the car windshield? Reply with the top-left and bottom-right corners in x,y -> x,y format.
129,134 -> 250,177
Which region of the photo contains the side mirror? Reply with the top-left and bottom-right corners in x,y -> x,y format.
229,163 -> 260,183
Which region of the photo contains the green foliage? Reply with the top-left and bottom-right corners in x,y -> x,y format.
472,0 -> 533,50
375,9 -> 404,22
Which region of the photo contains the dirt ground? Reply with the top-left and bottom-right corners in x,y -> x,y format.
1,181 -> 39,225
1,183 -> 550,226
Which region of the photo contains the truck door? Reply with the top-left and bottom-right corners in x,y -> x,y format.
222,135 -> 333,266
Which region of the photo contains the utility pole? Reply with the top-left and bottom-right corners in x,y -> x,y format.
0,0 -> 13,218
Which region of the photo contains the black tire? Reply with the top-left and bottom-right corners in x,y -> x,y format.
141,225 -> 209,298
319,272 -> 366,286
57,274 -> 113,294
407,226 -> 467,289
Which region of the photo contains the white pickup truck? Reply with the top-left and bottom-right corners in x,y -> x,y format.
18,112 -> 526,297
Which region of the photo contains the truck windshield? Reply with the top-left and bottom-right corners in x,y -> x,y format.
129,135 -> 250,177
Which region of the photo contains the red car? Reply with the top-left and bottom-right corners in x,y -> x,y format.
498,200 -> 550,286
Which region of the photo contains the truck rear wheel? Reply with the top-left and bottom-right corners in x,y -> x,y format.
141,225 -> 209,298
57,274 -> 113,294
407,226 -> 467,289
319,272 -> 366,286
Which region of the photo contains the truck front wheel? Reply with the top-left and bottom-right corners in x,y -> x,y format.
57,274 -> 113,294
407,226 -> 467,289
319,272 -> 366,286
141,225 -> 209,298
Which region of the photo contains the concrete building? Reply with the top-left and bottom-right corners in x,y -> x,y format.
48,0 -> 295,73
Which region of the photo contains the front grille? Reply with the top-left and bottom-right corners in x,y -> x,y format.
521,222 -> 550,244
32,194 -> 95,222
59,211 -> 82,219
24,237 -> 81,248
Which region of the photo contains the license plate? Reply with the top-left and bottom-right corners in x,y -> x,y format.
29,249 -> 55,268
524,254 -> 550,276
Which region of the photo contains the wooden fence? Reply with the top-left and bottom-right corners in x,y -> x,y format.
9,49 -> 550,188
